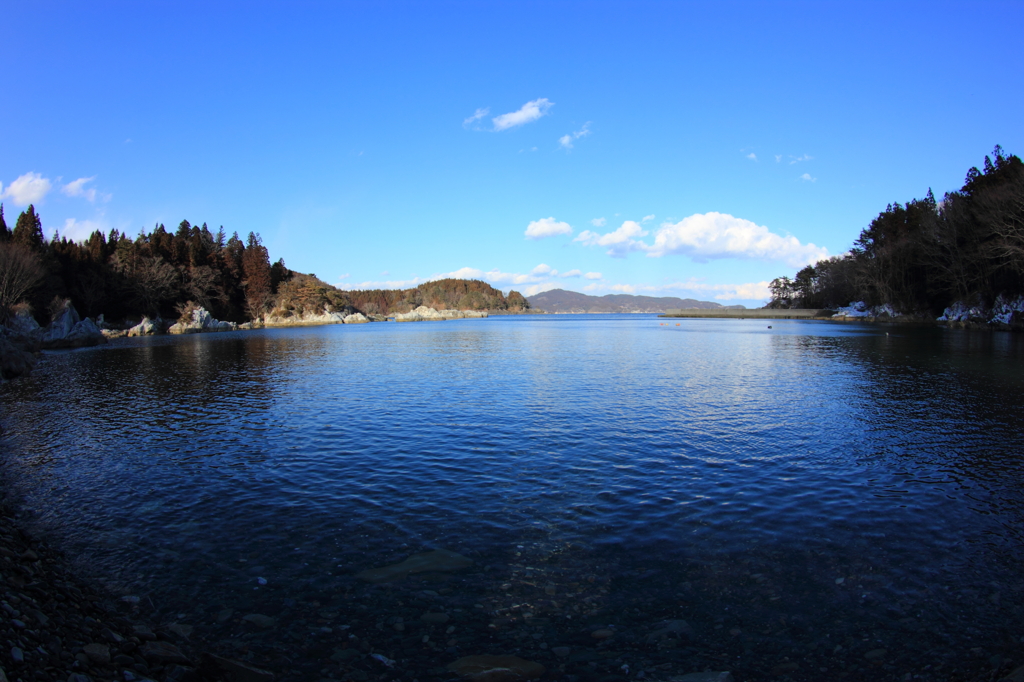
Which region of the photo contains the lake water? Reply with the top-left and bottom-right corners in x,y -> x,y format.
2,315 -> 1023,681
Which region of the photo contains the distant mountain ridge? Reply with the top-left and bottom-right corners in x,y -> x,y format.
526,289 -> 745,314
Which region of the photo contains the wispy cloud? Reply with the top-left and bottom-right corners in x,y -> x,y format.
61,176 -> 105,202
492,98 -> 553,131
799,173 -> 816,183
560,269 -> 582,278
590,217 -> 606,227
558,122 -> 591,150
525,216 -> 573,240
641,214 -> 655,223
463,107 -> 490,129
574,212 -> 828,268
789,154 -> 813,164
746,152 -> 757,161
584,272 -> 602,280
1,172 -> 52,205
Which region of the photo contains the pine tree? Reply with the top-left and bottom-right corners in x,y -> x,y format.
0,204 -> 10,242
242,232 -> 273,320
12,205 -> 44,250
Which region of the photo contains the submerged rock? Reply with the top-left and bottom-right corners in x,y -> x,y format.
447,655 -> 544,682
356,549 -> 473,583
0,333 -> 37,381
675,673 -> 733,682
202,653 -> 276,682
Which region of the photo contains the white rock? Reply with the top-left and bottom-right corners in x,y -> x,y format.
264,310 -> 347,327
128,316 -> 161,336
40,302 -> 106,348
343,312 -> 369,324
169,307 -> 237,334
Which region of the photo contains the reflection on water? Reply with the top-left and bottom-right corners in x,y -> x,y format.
2,317 -> 1023,680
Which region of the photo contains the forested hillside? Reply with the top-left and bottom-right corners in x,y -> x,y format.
0,214 -> 286,324
0,210 -> 527,325
768,146 -> 1024,315
527,289 -> 737,313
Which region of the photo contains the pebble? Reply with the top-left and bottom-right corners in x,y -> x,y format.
447,655 -> 545,682
82,642 -> 110,664
591,628 -> 615,639
675,673 -> 733,682
864,648 -> 888,661
241,613 -> 276,629
421,612 -> 450,624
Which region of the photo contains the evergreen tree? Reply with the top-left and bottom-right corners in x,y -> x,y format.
12,205 -> 44,250
0,204 -> 10,242
242,232 -> 273,320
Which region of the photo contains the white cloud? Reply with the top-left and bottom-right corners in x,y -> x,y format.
646,212 -> 827,267
62,176 -> 98,202
775,155 -> 782,163
661,279 -> 772,301
1,172 -> 52,205
590,217 -> 606,227
789,154 -> 813,164
583,278 -> 772,302
463,107 -> 490,129
641,214 -> 655,223
58,217 -> 109,243
746,152 -> 757,161
558,122 -> 591,149
573,220 -> 649,258
492,98 -> 553,131
350,276 -> 427,290
347,262 -> 604,298
800,173 -> 816,182
525,216 -> 573,240
574,212 -> 828,267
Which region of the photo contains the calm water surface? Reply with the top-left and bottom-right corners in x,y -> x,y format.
2,315 -> 1023,680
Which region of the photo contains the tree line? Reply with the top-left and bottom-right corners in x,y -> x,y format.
0,210 -> 285,324
768,146 -> 1024,314
0,209 -> 529,325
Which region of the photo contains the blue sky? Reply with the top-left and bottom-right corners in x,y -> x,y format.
2,1 -> 1022,306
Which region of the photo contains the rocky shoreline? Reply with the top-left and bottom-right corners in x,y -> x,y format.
0,496 -> 278,682
2,504 -> 1023,682
0,304 -> 496,383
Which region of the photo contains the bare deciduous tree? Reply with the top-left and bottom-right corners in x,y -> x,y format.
0,243 -> 44,323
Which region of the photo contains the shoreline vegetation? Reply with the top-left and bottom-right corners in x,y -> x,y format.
765,147 -> 1024,331
0,205 -> 533,380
